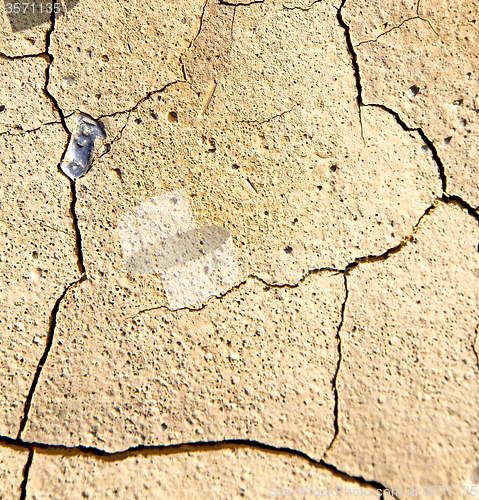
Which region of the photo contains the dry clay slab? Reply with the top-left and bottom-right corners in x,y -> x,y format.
0,445 -> 29,500
23,272 -> 343,457
27,447 -> 379,499
0,125 -> 79,437
327,202 -> 479,497
0,56 -> 58,135
344,0 -> 479,207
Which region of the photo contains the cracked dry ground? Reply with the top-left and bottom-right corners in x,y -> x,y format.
0,0 -> 478,498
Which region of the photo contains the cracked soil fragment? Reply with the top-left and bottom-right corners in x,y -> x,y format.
327,202 -> 479,497
0,11 -> 49,56
75,29 -> 440,292
0,126 -> 79,437
345,0 -> 479,206
46,0 -> 206,116
0,56 -> 59,135
26,447 -> 378,499
23,273 -> 342,457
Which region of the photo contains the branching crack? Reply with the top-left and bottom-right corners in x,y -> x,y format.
0,435 -> 389,493
16,278 -> 84,439
40,11 -> 88,279
96,80 -> 186,121
356,0 -> 439,47
336,0 -> 447,192
133,193 -> 479,319
90,112 -> 131,167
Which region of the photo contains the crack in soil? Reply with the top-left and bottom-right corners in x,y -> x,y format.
324,272 -> 348,457
336,0 -> 447,192
132,194 -> 478,319
131,266 -> 341,318
0,120 -> 64,138
218,0 -> 264,6
95,79 -> 186,121
356,0 -> 439,47
16,278 -> 84,440
283,0 -> 323,11
238,103 -> 300,125
0,435 -> 390,494
19,449 -> 34,500
0,51 -> 48,61
473,324 -> 479,373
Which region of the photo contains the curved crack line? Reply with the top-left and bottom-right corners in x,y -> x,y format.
238,103 -> 300,125
131,194 -> 476,320
344,198 -> 440,274
178,0 -> 209,82
95,79 -> 186,121
473,324 -> 479,373
0,51 -> 48,61
336,0 -> 447,192
16,277 -> 84,440
190,0 -> 210,49
283,0 -> 323,11
0,120 -> 63,138
356,0 -> 439,47
130,266 -> 341,319
324,271 -> 348,457
0,435 -> 391,494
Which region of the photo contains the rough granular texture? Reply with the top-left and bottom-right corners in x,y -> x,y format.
0,0 -> 478,496
327,202 -> 479,493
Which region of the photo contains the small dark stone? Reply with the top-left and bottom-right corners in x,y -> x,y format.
410,85 -> 420,96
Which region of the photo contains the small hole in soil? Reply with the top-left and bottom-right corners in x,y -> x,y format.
101,54 -> 109,62
409,85 -> 420,97
264,211 -> 269,215
0,105 -> 5,112
292,218 -> 298,225
284,246 -> 293,254
317,185 -> 323,191
135,118 -> 142,124
444,136 -> 452,145
460,119 -> 467,127
150,111 -> 158,120
421,145 -> 429,152
232,164 -> 240,170
329,165 -> 338,173
167,111 -> 178,123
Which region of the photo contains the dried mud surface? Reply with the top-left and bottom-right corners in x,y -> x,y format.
1,0 -> 478,498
